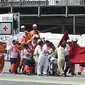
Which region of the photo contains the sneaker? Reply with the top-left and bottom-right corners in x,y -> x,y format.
18,66 -> 22,72
71,73 -> 76,76
43,74 -> 48,76
68,70 -> 71,73
14,71 -> 19,74
37,74 -> 42,76
64,73 -> 67,77
78,72 -> 81,75
9,69 -> 13,73
27,72 -> 31,75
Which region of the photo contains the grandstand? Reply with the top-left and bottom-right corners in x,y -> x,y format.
0,0 -> 85,34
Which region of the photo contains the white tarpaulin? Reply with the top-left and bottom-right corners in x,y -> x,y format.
77,34 -> 85,47
7,32 -> 85,48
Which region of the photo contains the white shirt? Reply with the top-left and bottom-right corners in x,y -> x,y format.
34,45 -> 42,62
65,44 -> 70,56
7,44 -> 19,58
23,49 -> 32,60
34,45 -> 42,56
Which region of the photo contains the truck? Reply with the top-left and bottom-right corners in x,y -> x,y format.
0,13 -> 20,42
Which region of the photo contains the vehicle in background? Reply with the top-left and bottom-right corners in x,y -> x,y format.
0,13 -> 20,41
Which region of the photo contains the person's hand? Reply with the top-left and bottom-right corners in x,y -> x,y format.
4,50 -> 7,53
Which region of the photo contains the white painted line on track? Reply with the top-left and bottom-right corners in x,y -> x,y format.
0,78 -> 85,85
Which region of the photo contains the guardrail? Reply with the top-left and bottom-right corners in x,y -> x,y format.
0,0 -> 85,6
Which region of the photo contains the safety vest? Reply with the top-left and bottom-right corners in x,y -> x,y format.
0,45 -> 5,56
26,41 -> 37,54
10,44 -> 19,58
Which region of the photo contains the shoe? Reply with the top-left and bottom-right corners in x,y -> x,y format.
22,71 -> 26,74
64,73 -> 67,77
37,74 -> 42,76
71,73 -> 76,76
18,66 -> 22,72
27,72 -> 31,75
78,72 -> 81,75
14,71 -> 19,74
43,74 -> 48,76
9,69 -> 13,73
68,70 -> 71,73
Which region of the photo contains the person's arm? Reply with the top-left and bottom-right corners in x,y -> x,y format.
21,36 -> 26,45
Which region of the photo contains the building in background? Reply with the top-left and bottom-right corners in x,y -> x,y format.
0,0 -> 85,34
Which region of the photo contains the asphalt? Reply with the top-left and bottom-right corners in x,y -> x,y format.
0,62 -> 85,85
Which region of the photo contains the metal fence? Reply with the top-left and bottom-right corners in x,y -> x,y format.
0,0 -> 85,6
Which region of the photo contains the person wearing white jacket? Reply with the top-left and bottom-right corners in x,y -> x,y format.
34,40 -> 43,74
57,41 -> 66,76
37,40 -> 51,76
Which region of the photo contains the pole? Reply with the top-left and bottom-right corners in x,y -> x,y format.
46,0 -> 48,5
73,16 -> 76,34
10,6 -> 13,13
66,0 -> 68,17
10,0 -> 13,13
38,0 -> 40,17
62,24 -> 64,33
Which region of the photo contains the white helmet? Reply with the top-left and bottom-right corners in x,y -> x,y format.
13,37 -> 18,41
67,39 -> 72,42
32,24 -> 37,27
21,25 -> 25,29
72,37 -> 77,42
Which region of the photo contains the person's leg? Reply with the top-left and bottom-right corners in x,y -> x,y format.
71,63 -> 76,76
23,59 -> 31,74
64,56 -> 71,76
10,58 -> 17,73
37,57 -> 44,75
43,56 -> 49,75
57,59 -> 65,75
0,56 -> 4,73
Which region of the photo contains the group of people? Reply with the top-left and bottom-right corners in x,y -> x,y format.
0,24 -> 84,77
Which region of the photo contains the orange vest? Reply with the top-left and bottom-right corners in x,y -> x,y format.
30,30 -> 40,38
0,45 -> 5,54
21,34 -> 31,45
0,45 -> 5,73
